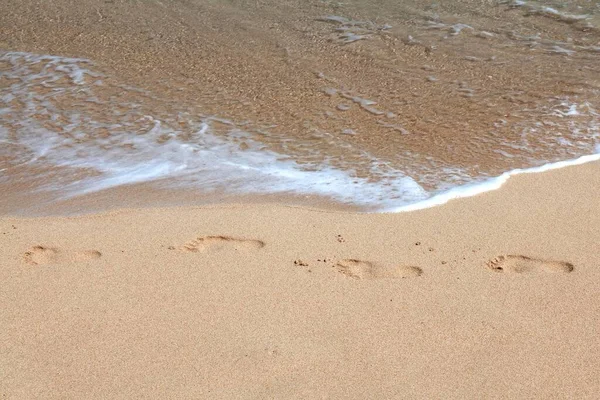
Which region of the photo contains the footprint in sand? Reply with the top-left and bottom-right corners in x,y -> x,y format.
181,235 -> 265,253
334,259 -> 423,280
487,255 -> 574,274
23,245 -> 102,266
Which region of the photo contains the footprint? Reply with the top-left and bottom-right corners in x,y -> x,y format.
181,235 -> 265,253
487,255 -> 574,274
334,259 -> 423,280
23,246 -> 102,266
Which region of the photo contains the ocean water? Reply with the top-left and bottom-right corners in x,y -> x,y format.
1,0 -> 599,213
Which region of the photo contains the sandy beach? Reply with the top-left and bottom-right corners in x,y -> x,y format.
2,0 -> 600,397
2,161 -> 599,398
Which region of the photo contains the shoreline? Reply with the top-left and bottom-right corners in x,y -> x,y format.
391,150 -> 600,212
3,155 -> 600,218
2,0 -> 600,397
2,0 -> 599,218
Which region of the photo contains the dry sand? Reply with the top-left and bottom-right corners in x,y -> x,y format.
2,161 -> 599,399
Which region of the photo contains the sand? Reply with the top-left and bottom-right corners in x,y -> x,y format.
2,161 -> 599,399
2,0 -> 600,397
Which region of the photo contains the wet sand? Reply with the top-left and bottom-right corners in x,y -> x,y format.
2,161 -> 600,398
1,0 -> 599,211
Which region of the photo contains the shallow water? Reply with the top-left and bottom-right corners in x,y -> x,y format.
1,0 -> 599,213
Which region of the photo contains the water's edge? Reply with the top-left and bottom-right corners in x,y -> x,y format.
391,150 -> 600,212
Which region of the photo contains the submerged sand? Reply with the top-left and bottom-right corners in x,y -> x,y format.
2,0 -> 600,210
1,161 -> 599,398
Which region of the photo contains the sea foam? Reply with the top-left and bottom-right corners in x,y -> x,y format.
1,51 -> 599,213
391,150 -> 600,212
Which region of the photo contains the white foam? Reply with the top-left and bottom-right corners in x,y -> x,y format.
317,15 -> 390,44
0,51 -> 430,208
389,151 -> 600,213
2,51 -> 599,214
506,0 -> 592,26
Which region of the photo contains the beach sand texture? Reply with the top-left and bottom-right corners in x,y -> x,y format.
2,162 -> 599,398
